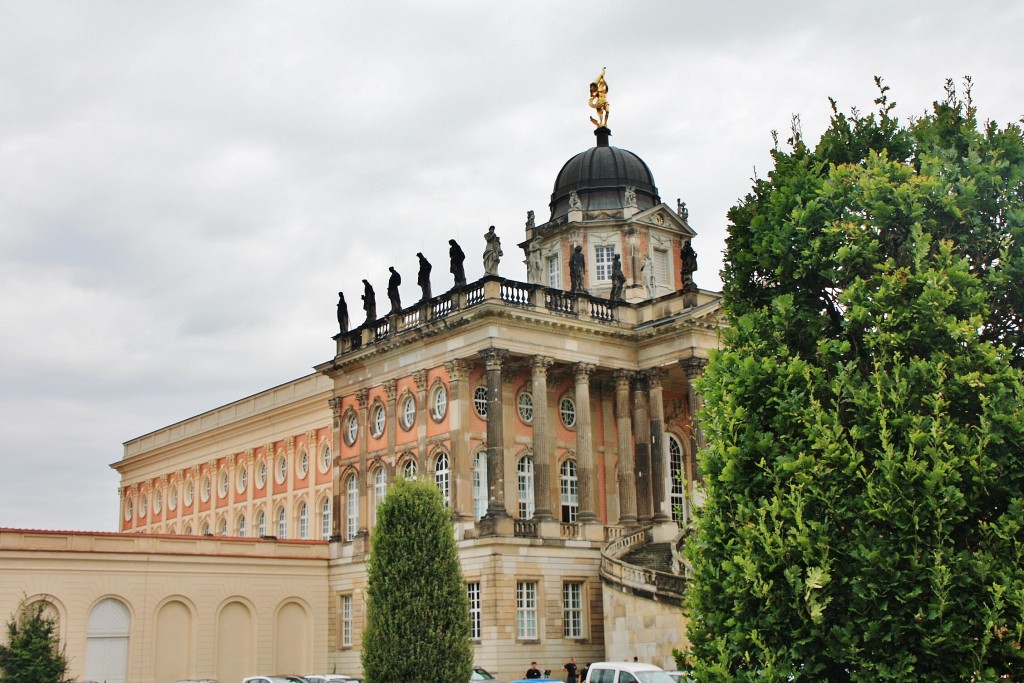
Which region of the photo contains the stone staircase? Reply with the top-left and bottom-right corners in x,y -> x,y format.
621,541 -> 673,573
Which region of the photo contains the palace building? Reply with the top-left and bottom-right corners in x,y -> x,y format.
0,86 -> 722,683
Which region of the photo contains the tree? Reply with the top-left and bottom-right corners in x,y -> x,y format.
361,476 -> 473,683
0,597 -> 69,683
685,79 -> 1024,682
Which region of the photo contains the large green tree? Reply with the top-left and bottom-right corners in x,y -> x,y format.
362,476 -> 473,683
0,598 -> 69,683
685,80 -> 1024,682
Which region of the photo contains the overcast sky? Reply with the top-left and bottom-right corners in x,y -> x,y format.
1,2 -> 1021,532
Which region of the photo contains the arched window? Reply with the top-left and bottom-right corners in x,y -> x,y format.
298,501 -> 309,539
346,473 -> 359,541
434,452 -> 450,507
667,433 -> 685,524
560,459 -> 578,523
238,513 -> 248,537
321,497 -> 332,540
402,458 -> 417,479
276,506 -> 288,539
217,517 -> 227,536
472,451 -> 488,521
373,467 -> 388,525
200,521 -> 210,536
518,455 -> 535,519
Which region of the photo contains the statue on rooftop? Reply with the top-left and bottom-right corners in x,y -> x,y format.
388,266 -> 402,313
588,67 -> 610,128
361,279 -> 376,324
525,210 -> 535,231
483,225 -> 502,276
336,292 -> 349,334
449,239 -> 467,288
527,241 -> 543,284
677,198 -> 689,222
569,245 -> 586,293
609,254 -> 626,302
416,252 -> 432,301
681,240 -> 698,291
641,255 -> 656,299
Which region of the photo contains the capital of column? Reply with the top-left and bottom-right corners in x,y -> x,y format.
614,368 -> 633,390
680,356 -> 710,379
159,474 -> 168,486
479,347 -> 509,371
647,366 -> 667,389
413,369 -> 428,392
573,362 -> 596,383
355,388 -> 370,410
190,464 -> 201,478
530,355 -> 554,373
444,359 -> 471,383
328,397 -> 342,417
384,379 -> 397,402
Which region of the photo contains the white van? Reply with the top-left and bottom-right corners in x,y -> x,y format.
585,662 -> 676,683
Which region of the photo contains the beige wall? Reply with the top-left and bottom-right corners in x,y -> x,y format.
0,530 -> 329,683
602,580 -> 689,671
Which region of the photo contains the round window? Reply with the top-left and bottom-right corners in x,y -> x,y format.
517,391 -> 534,424
298,451 -> 309,477
371,404 -> 386,438
184,481 -> 194,506
344,411 -> 359,446
169,487 -> 177,511
473,386 -> 488,418
139,495 -> 147,518
431,383 -> 448,422
400,395 -> 416,430
560,396 -> 576,429
321,445 -> 332,472
154,489 -> 162,514
237,465 -> 248,493
277,455 -> 288,483
256,460 -> 267,488
219,471 -> 229,497
201,475 -> 211,502
124,497 -> 133,521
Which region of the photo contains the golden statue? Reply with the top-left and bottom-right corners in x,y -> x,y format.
588,67 -> 610,128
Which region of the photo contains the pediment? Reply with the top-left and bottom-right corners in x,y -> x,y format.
632,204 -> 696,238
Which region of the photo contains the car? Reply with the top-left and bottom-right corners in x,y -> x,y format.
471,666 -> 506,683
174,680 -> 221,683
663,672 -> 695,683
585,662 -> 677,683
305,676 -> 361,683
509,679 -> 562,683
242,677 -> 310,683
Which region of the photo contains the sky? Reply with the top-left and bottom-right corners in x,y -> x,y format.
1,1 -> 1021,532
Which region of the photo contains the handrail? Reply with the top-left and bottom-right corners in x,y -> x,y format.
599,525 -> 688,604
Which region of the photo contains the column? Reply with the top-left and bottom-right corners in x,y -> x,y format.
680,356 -> 710,484
574,362 -> 598,523
413,370 -> 428,473
648,368 -> 669,522
530,356 -> 554,521
614,370 -> 638,526
384,379 -> 397,460
328,396 -> 343,540
480,348 -> 510,519
632,374 -> 652,522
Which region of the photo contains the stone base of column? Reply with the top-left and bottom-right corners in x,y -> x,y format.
617,514 -> 640,528
582,521 -> 607,543
478,513 -> 514,538
651,520 -> 680,543
537,518 -> 562,540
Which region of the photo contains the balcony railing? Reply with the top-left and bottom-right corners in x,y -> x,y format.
599,525 -> 688,606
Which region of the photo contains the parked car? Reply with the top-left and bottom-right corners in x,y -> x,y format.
471,666 -> 506,683
174,680 -> 221,683
242,677 -> 310,683
585,662 -> 676,683
305,675 -> 361,683
663,672 -> 695,683
509,678 -> 561,683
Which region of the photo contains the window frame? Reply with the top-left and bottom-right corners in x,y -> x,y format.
399,394 -> 416,431
430,382 -> 448,422
468,581 -> 482,641
341,594 -> 353,647
472,451 -> 488,521
346,473 -> 359,541
559,395 -> 577,429
473,385 -> 488,419
370,402 -> 386,438
560,459 -> 579,523
343,410 -> 359,446
517,390 -> 534,424
516,580 -> 539,640
594,244 -> 615,281
434,452 -> 450,507
563,581 -> 584,638
518,455 -> 535,519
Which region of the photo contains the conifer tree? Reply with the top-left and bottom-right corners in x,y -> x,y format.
685,80 -> 1024,682
0,598 -> 69,683
362,477 -> 473,683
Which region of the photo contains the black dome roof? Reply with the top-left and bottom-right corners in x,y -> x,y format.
549,128 -> 660,220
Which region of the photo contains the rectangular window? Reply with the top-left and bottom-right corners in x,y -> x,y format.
563,582 -> 584,638
654,248 -> 669,285
341,594 -> 353,647
594,245 -> 615,281
547,255 -> 561,288
468,582 -> 481,640
516,581 -> 538,639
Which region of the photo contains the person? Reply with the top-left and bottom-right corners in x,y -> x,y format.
482,225 -> 502,276
387,266 -> 402,313
564,656 -> 579,683
680,240 -> 698,291
336,291 -> 349,333
361,279 -> 376,324
609,253 -> 626,302
416,252 -> 432,301
569,245 -> 585,292
524,662 -> 542,679
580,663 -> 590,683
449,239 -> 467,287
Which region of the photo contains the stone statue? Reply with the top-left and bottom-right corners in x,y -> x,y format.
569,191 -> 582,211
588,67 -> 610,128
609,254 -> 626,302
387,266 -> 402,313
336,292 -> 349,333
677,198 -> 689,221
449,239 -> 467,287
525,210 -> 535,231
624,186 -> 636,208
641,255 -> 656,299
527,241 -> 543,284
361,279 -> 376,324
569,245 -> 585,293
681,240 -> 698,291
416,252 -> 432,301
482,225 -> 502,276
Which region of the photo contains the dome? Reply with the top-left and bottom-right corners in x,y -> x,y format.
549,128 -> 660,220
